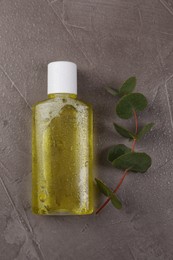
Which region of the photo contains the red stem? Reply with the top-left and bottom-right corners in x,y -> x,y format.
133,109 -> 138,135
96,110 -> 138,214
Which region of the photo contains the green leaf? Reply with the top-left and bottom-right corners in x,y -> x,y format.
108,144 -> 131,163
95,178 -> 122,209
106,87 -> 119,96
119,77 -> 136,95
137,123 -> 154,140
112,152 -> 152,173
113,123 -> 135,140
110,196 -> 122,209
95,178 -> 112,197
116,93 -> 148,119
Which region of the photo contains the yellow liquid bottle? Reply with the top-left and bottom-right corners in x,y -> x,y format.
32,61 -> 94,215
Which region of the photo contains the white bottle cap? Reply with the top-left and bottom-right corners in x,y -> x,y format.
48,61 -> 77,94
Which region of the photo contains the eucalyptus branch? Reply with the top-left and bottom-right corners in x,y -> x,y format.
95,77 -> 154,214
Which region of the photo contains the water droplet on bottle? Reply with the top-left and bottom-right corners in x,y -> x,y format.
39,192 -> 47,202
85,161 -> 88,167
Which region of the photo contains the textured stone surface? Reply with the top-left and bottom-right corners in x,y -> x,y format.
0,0 -> 173,259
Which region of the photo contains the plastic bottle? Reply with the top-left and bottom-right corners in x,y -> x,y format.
32,61 -> 94,215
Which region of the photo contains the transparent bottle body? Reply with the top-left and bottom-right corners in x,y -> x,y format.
32,94 -> 94,215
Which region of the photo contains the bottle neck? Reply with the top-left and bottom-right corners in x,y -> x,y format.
48,93 -> 77,99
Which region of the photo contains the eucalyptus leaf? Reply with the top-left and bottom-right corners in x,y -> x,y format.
112,152 -> 152,173
137,123 -> 154,140
116,93 -> 147,119
113,123 -> 135,139
95,178 -> 112,197
95,178 -> 122,209
106,87 -> 119,96
108,144 -> 131,163
119,77 -> 136,95
110,196 -> 122,209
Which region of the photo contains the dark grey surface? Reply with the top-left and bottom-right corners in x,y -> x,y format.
0,0 -> 173,259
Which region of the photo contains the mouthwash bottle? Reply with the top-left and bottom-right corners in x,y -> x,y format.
32,61 -> 94,215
